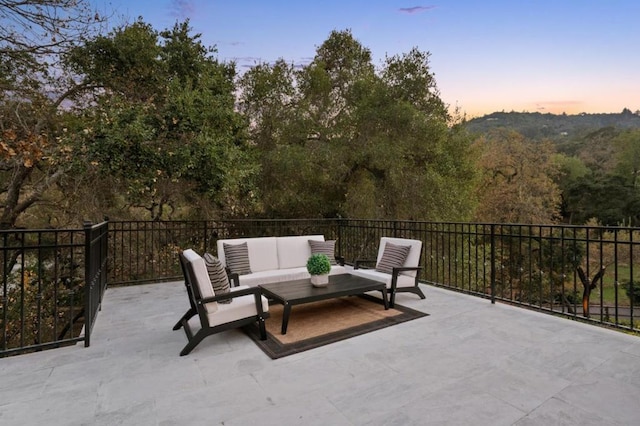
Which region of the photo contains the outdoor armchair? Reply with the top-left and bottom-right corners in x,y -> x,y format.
173,249 -> 269,356
351,237 -> 425,307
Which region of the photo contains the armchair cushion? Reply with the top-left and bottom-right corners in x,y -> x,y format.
309,239 -> 337,265
376,242 -> 411,274
181,249 -> 218,314
203,253 -> 232,304
223,242 -> 252,275
207,286 -> 270,327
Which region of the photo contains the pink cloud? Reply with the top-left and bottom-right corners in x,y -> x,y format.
534,101 -> 584,114
398,5 -> 436,14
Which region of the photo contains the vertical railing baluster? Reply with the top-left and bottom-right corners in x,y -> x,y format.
490,224 -> 496,304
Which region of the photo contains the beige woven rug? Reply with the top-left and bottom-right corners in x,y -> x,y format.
245,295 -> 428,359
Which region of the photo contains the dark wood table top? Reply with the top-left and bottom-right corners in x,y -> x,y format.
259,273 -> 386,305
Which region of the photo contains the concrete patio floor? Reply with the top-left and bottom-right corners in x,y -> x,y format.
2,281 -> 640,425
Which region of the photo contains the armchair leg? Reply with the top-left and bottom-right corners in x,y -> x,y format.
388,285 -> 426,308
180,328 -> 208,356
414,286 -> 426,299
173,307 -> 197,330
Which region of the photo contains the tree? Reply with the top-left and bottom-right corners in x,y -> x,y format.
613,129 -> 640,187
0,0 -> 104,229
237,29 -> 477,220
64,19 -> 255,220
564,174 -> 640,226
553,153 -> 590,223
473,129 -> 561,223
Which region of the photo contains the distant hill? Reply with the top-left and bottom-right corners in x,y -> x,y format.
464,109 -> 640,142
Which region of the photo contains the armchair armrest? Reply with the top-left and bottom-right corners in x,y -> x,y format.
389,266 -> 422,293
354,259 -> 376,270
198,286 -> 268,318
198,286 -> 261,304
391,266 -> 422,275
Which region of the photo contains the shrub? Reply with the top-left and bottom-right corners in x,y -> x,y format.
624,280 -> 640,304
306,254 -> 331,275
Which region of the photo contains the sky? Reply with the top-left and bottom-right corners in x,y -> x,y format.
94,0 -> 640,118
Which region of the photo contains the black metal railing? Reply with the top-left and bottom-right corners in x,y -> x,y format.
107,219 -> 342,285
339,220 -> 639,332
107,218 -> 639,332
1,221 -> 108,357
4,217 -> 639,356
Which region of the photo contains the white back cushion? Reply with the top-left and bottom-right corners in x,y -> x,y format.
217,237 -> 278,272
377,237 -> 422,277
182,249 -> 217,313
277,235 -> 324,269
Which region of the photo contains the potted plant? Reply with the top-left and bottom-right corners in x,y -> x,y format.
307,253 -> 331,287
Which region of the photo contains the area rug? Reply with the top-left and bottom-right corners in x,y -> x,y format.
244,295 -> 428,359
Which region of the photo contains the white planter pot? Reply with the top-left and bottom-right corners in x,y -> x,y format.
310,274 -> 329,287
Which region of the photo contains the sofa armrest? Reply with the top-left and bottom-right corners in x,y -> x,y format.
354,259 -> 376,270
335,255 -> 345,266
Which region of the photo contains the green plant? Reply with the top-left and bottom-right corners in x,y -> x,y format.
624,280 -> 640,304
306,254 -> 331,275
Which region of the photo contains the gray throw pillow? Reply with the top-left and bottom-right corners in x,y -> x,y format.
309,240 -> 337,265
203,253 -> 232,304
223,242 -> 252,275
375,242 -> 411,274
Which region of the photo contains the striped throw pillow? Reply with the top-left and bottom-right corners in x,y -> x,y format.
375,242 -> 411,274
223,242 -> 252,275
309,240 -> 337,265
203,253 -> 232,304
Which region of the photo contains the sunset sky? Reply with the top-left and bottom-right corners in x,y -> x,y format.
95,0 -> 640,118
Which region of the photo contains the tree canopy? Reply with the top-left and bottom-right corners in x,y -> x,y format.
238,30 -> 476,220
6,10 -> 632,228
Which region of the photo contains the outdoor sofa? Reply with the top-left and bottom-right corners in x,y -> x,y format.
216,235 -> 346,287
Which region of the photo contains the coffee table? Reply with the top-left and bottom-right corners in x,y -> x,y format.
259,274 -> 389,334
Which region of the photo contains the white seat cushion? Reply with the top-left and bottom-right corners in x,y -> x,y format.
206,286 -> 269,327
238,268 -> 310,287
329,265 -> 347,276
346,266 -> 417,289
237,265 -> 348,287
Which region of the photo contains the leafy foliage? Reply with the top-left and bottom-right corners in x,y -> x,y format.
473,129 -> 561,223
306,254 -> 331,275
624,281 -> 640,304
465,110 -> 640,142
238,30 -> 477,220
64,19 -> 255,221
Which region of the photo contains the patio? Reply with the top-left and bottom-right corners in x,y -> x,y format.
1,281 -> 639,425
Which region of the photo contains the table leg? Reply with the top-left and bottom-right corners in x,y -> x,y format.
281,302 -> 292,334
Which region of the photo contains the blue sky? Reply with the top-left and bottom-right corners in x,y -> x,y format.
96,0 -> 639,118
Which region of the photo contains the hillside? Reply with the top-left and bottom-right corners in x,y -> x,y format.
464,109 -> 640,142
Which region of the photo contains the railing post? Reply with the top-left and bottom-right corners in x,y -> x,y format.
490,224 -> 496,304
83,221 -> 93,347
